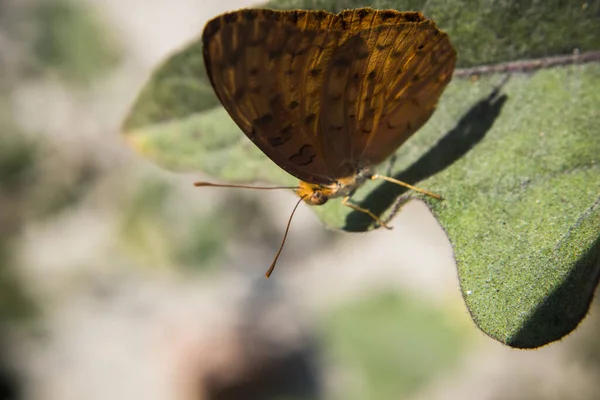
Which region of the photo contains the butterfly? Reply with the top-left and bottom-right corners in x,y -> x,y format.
197,8 -> 456,277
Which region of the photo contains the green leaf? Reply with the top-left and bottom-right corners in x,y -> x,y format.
122,1 -> 600,348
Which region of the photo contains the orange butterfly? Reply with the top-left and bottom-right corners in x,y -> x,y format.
197,8 -> 456,277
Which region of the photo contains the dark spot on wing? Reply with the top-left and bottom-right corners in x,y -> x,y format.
305,113 -> 317,126
288,11 -> 300,23
223,13 -> 238,23
234,87 -> 246,102
289,144 -> 316,166
309,68 -> 322,77
202,19 -> 220,41
403,12 -> 423,22
262,10 -> 280,21
380,11 -> 397,21
313,11 -> 328,21
269,49 -> 284,59
357,9 -> 370,20
253,113 -> 274,127
270,125 -> 294,146
228,47 -> 243,67
261,113 -> 274,124
243,10 -> 258,20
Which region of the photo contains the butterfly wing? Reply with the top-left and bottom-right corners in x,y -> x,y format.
202,10 -> 351,185
319,9 -> 457,168
202,9 -> 456,184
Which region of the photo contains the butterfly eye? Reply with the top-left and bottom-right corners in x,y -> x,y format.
311,191 -> 328,205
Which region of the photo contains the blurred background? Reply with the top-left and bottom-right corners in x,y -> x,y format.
1,0 -> 600,399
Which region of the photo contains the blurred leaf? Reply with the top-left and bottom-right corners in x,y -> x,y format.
119,179 -> 176,267
123,38 -> 220,131
0,102 -> 39,240
176,193 -> 283,270
0,265 -> 38,323
121,1 -> 600,347
0,112 -> 39,324
119,179 -> 248,271
30,158 -> 100,218
322,291 -> 471,400
0,132 -> 101,220
176,215 -> 225,268
0,128 -> 37,201
31,0 -> 122,84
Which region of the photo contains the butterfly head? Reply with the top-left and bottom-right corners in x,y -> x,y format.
296,171 -> 370,206
296,182 -> 332,206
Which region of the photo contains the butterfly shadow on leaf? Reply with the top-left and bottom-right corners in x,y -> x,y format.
344,77 -> 510,232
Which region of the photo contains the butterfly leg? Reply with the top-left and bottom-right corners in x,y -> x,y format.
341,196 -> 392,230
371,174 -> 443,200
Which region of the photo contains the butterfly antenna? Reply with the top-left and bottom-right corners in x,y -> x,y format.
265,196 -> 305,279
371,174 -> 443,200
194,181 -> 298,190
